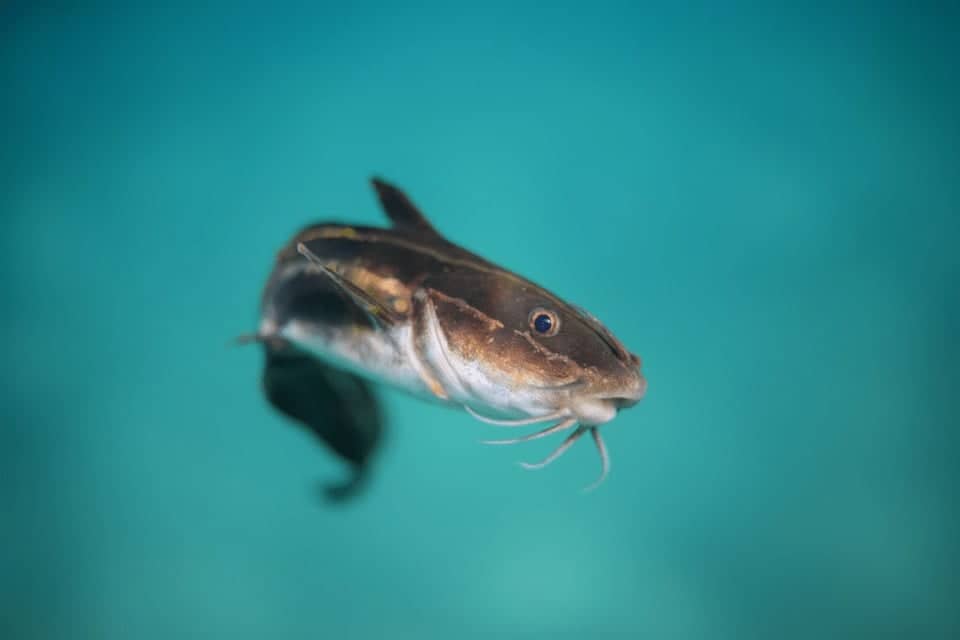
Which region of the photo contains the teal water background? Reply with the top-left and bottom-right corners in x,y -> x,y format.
3,3 -> 957,638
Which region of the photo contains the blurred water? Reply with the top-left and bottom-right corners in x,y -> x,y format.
2,2 -> 957,638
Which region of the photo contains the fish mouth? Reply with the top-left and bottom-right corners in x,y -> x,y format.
603,379 -> 647,410
588,371 -> 647,416
609,395 -> 641,414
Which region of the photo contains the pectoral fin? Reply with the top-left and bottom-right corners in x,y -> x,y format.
261,341 -> 385,502
296,243 -> 401,329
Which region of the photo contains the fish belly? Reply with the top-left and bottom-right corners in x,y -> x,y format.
276,319 -> 441,404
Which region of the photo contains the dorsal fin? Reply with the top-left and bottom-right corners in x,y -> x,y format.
370,177 -> 441,236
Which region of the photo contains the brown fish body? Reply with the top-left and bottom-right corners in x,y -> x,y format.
255,178 -> 646,492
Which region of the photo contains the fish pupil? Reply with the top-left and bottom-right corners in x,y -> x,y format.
533,313 -> 553,334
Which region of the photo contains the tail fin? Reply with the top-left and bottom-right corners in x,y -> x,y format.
261,341 -> 385,502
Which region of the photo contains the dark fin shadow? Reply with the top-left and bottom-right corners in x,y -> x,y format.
261,342 -> 385,504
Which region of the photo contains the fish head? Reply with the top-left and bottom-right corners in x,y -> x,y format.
415,272 -> 647,426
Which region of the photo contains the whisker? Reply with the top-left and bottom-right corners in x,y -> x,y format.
464,405 -> 569,427
581,428 -> 610,493
519,426 -> 587,470
232,333 -> 262,346
481,417 -> 578,446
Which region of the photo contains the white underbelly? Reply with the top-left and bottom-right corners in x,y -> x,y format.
278,319 -> 440,403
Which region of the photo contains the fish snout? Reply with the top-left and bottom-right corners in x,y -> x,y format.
577,363 -> 646,423
620,367 -> 648,407
607,376 -> 646,413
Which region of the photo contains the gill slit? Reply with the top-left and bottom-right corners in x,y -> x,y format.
408,288 -> 466,402
423,289 -> 470,398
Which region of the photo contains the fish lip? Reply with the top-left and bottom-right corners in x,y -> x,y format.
611,396 -> 640,411
528,377 -> 586,392
596,375 -> 647,411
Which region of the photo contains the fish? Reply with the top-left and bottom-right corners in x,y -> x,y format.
246,177 -> 647,497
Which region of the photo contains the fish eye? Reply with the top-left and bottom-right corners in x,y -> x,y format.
529,308 -> 559,337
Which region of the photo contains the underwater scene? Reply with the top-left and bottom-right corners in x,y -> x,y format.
2,2 -> 957,639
